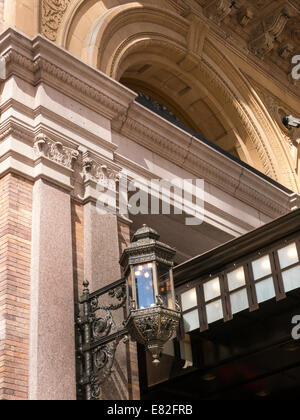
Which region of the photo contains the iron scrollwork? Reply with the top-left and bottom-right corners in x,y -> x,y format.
77,280 -> 128,400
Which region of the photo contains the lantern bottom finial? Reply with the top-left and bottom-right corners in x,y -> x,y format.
147,341 -> 164,366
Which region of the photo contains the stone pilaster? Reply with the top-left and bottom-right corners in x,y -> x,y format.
29,178 -> 76,400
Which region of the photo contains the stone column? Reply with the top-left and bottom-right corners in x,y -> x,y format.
84,203 -> 121,292
29,179 -> 76,400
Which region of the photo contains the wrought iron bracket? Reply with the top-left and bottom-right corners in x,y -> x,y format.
76,279 -> 128,400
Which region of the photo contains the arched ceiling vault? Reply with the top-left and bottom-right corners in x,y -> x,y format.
56,0 -> 299,192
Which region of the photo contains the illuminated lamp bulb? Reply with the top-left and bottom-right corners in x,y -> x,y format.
212,281 -> 220,292
261,259 -> 271,271
287,246 -> 298,259
190,290 -> 197,304
135,271 -> 141,277
144,272 -> 150,279
236,269 -> 245,281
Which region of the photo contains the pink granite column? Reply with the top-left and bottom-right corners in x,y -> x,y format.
29,179 -> 76,400
84,202 -> 121,291
83,202 -> 130,400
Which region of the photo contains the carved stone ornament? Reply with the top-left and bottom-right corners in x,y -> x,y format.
34,133 -> 79,169
204,0 -> 234,24
238,7 -> 254,27
249,6 -> 293,58
82,157 -> 120,186
41,0 -> 72,41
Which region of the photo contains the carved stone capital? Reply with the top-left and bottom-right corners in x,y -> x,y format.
82,153 -> 120,186
34,133 -> 79,170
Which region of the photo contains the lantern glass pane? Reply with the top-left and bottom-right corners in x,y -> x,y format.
183,310 -> 199,333
278,243 -> 299,270
252,255 -> 272,280
134,263 -> 155,309
204,278 -> 220,301
255,277 -> 275,303
206,299 -> 223,324
227,267 -> 246,291
282,266 -> 300,293
162,340 -> 175,357
158,272 -> 174,309
181,288 -> 197,312
230,289 -> 249,315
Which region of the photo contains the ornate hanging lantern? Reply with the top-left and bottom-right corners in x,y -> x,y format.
120,225 -> 181,366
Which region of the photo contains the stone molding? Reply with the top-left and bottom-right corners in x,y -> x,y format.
81,149 -> 121,188
80,150 -> 122,206
0,28 -> 297,219
116,101 -> 293,219
165,0 -> 192,17
0,29 -> 136,121
33,133 -> 79,170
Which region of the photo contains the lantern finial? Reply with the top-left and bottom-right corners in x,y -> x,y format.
132,224 -> 160,242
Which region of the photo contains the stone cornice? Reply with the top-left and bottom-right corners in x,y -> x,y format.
0,28 -> 137,121
114,101 -> 294,219
0,28 -> 296,219
114,153 -> 292,236
0,119 -> 120,196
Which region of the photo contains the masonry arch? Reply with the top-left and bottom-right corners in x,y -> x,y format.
57,0 -> 298,191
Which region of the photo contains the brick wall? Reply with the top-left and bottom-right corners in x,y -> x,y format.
0,174 -> 32,400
